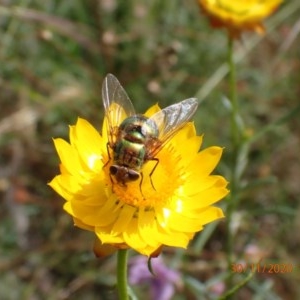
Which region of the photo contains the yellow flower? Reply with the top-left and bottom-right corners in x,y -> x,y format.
198,0 -> 283,38
49,104 -> 228,257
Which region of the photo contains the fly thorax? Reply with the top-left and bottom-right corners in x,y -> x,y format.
113,139 -> 146,169
113,115 -> 159,170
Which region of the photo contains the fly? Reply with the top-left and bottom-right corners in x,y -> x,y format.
102,74 -> 198,194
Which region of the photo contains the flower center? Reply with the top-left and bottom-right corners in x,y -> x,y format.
103,145 -> 184,208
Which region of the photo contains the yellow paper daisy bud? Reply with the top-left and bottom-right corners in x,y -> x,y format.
49,74 -> 229,257
198,0 -> 283,38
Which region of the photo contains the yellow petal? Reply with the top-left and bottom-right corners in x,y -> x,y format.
135,244 -> 162,257
73,217 -> 95,231
186,178 -> 229,209
53,138 -> 86,177
184,175 -> 225,195
157,228 -> 190,248
138,215 -> 189,250
197,206 -> 225,225
70,118 -> 104,172
81,199 -> 119,227
144,104 -> 161,117
138,208 -> 162,248
96,230 -> 124,244
112,205 -> 136,233
123,218 -> 148,250
188,146 -> 223,176
59,163 -> 69,175
169,124 -> 203,164
175,122 -> 197,140
63,201 -> 74,214
48,174 -> 81,200
64,200 -> 100,221
163,211 -> 204,232
73,178 -> 106,198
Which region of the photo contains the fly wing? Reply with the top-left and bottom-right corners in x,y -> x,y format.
145,98 -> 198,158
102,74 -> 136,145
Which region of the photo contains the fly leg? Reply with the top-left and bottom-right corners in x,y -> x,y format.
103,143 -> 116,192
139,172 -> 145,199
149,158 -> 159,191
103,143 -> 112,168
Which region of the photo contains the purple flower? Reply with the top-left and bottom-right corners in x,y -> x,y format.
129,255 -> 181,300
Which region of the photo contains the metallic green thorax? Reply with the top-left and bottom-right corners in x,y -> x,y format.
112,115 -> 159,171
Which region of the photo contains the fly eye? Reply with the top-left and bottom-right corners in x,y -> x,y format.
128,170 -> 139,181
110,165 -> 118,175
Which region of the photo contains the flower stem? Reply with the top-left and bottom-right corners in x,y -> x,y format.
226,36 -> 240,287
228,37 -> 239,150
117,249 -> 129,300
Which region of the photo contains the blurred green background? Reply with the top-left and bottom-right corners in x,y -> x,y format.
1,1 -> 300,299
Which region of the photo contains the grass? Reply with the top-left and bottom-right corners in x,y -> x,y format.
1,0 -> 300,299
